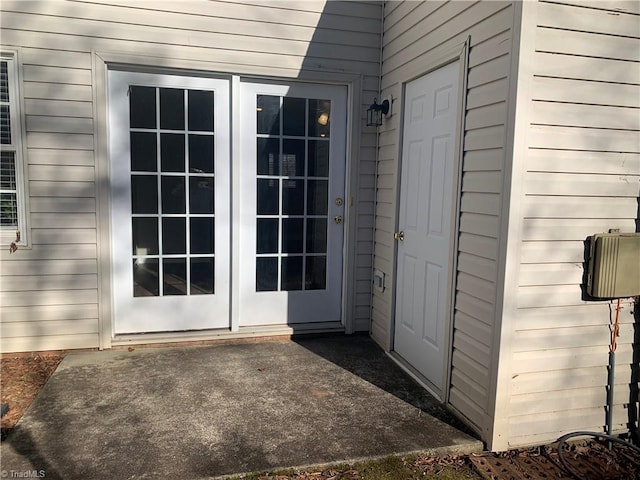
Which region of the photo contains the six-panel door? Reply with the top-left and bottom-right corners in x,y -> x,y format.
393,61 -> 459,392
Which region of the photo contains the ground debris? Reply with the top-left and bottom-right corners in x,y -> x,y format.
469,441 -> 640,480
411,453 -> 470,475
1,353 -> 62,435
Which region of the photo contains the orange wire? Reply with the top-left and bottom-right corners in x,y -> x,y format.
610,298 -> 621,354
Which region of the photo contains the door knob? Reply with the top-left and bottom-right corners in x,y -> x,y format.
334,215 -> 343,224
394,231 -> 404,241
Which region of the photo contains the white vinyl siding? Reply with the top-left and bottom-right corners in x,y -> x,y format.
0,0 -> 382,352
373,0 -> 516,436
501,0 -> 640,449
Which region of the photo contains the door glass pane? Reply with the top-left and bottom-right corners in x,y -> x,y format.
257,95 -> 280,135
189,177 -> 214,214
189,135 -> 214,173
257,138 -> 279,176
308,140 -> 329,177
308,99 -> 331,138
131,176 -> 158,214
282,97 -> 305,136
256,257 -> 277,291
162,217 -> 186,254
160,88 -> 185,130
129,86 -> 156,129
281,139 -> 304,176
306,218 -> 327,254
130,132 -> 157,172
282,179 -> 304,215
191,258 -> 214,295
161,176 -> 185,214
281,256 -> 302,291
163,258 -> 187,295
129,85 -> 218,299
160,133 -> 185,172
254,94 -> 335,292
282,218 -> 303,253
133,258 -> 159,297
132,217 -> 158,255
257,178 -> 279,215
188,90 -> 214,132
257,218 -> 278,254
305,256 -> 326,290
307,179 -> 328,215
190,217 -> 214,254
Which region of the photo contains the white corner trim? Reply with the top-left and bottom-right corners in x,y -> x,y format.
93,51 -> 113,350
487,0 -> 537,452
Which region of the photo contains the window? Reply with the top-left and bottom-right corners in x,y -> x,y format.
0,52 -> 27,246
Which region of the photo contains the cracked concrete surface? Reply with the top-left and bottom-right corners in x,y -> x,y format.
0,335 -> 482,479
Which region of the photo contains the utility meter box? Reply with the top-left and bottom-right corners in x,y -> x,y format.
587,232 -> 640,298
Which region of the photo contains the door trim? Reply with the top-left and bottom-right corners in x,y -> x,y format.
93,52 -> 361,348
389,40 -> 469,401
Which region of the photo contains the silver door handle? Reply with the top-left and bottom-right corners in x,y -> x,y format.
394,231 -> 404,241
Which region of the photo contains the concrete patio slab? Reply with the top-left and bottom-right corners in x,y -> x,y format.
0,335 -> 482,479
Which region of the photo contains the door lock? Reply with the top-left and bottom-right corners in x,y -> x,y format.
335,197 -> 344,207
394,231 -> 405,241
334,215 -> 343,224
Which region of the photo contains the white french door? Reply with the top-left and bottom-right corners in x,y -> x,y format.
238,82 -> 347,325
108,72 -> 347,334
109,71 -> 231,334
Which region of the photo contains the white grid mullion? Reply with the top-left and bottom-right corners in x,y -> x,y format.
276,96 -> 284,291
183,88 -> 191,295
302,98 -> 309,290
155,87 -> 164,296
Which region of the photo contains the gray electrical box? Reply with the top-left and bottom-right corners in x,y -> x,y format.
587,232 -> 640,298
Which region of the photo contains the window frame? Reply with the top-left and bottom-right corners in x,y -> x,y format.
0,50 -> 29,247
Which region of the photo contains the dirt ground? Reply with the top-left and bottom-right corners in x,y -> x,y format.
1,353 -> 63,436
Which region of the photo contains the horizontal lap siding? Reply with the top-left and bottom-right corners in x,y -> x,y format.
0,39 -> 97,352
0,0 -> 382,352
507,0 -> 640,448
375,0 -> 515,435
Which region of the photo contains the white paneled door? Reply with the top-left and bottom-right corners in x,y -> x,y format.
109,72 -> 346,334
393,61 -> 460,392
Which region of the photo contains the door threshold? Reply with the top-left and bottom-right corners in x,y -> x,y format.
387,351 -> 442,401
110,322 -> 345,348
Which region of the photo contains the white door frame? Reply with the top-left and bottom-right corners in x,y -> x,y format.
93,53 -> 362,347
389,42 -> 469,400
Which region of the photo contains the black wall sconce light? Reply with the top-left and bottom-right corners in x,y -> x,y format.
366,97 -> 390,127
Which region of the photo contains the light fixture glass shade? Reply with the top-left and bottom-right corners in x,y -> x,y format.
366,98 -> 389,127
367,105 -> 382,127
